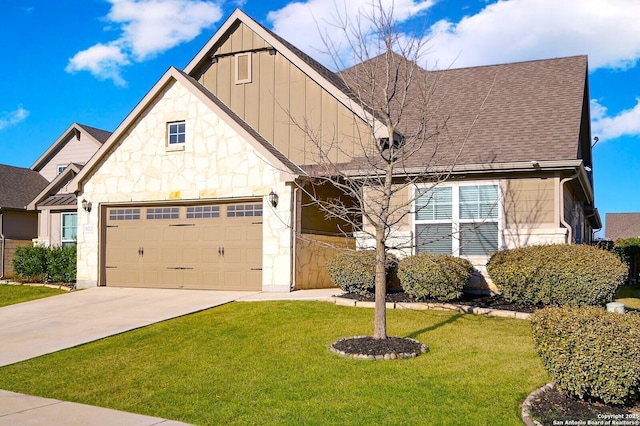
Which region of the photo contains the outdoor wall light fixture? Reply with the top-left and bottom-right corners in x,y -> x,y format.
81,198 -> 92,213
267,190 -> 279,208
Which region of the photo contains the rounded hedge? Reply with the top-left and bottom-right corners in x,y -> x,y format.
486,244 -> 627,306
531,307 -> 640,405
397,254 -> 473,301
327,250 -> 397,295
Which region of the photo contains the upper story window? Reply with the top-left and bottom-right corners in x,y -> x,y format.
167,121 -> 185,146
414,183 -> 500,257
57,165 -> 67,174
235,53 -> 252,84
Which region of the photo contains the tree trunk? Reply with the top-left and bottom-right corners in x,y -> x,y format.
373,226 -> 387,339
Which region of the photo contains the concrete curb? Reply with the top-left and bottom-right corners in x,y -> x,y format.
330,296 -> 532,320
521,382 -> 554,426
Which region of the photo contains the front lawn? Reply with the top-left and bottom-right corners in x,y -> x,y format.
0,284 -> 67,308
0,301 -> 547,425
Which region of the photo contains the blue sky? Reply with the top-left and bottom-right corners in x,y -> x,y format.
1,0 -> 639,236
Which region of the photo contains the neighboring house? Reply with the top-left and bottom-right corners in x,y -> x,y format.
28,123 -> 111,247
69,9 -> 599,292
605,213 -> 640,241
0,165 -> 48,279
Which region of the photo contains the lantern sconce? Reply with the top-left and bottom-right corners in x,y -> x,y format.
267,190 -> 279,208
81,198 -> 92,213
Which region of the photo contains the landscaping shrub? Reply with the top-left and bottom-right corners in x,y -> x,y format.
13,245 -> 77,284
327,250 -> 397,295
486,244 -> 627,306
12,245 -> 48,282
397,254 -> 473,301
531,306 -> 640,405
46,245 -> 77,283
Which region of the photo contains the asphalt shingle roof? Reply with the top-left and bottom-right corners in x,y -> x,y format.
606,213 -> 640,240
336,53 -> 588,169
77,124 -> 112,144
0,164 -> 49,209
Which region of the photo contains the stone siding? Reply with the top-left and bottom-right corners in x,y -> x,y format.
76,78 -> 293,291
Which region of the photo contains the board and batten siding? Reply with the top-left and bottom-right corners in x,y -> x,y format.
197,22 -> 371,166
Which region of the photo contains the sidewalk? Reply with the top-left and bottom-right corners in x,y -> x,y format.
0,390 -> 190,426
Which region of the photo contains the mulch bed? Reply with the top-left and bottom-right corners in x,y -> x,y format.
528,385 -> 640,424
338,290 -> 543,313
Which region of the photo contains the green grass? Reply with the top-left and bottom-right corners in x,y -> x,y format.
0,284 -> 67,307
0,301 -> 547,425
615,284 -> 640,310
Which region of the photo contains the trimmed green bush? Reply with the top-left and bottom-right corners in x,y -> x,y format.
487,244 -> 627,306
327,250 -> 397,295
12,245 -> 48,283
46,245 -> 77,283
397,254 -> 473,301
531,307 -> 640,404
13,245 -> 77,284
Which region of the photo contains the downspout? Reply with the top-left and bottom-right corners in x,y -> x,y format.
290,186 -> 300,291
560,169 -> 581,244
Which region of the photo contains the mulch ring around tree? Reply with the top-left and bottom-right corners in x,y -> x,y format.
330,336 -> 427,360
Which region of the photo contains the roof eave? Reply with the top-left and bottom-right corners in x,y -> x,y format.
28,164 -> 81,210
30,123 -> 105,172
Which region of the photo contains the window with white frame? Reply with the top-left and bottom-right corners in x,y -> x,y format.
414,183 -> 500,256
57,165 -> 67,174
61,213 -> 77,247
167,121 -> 185,146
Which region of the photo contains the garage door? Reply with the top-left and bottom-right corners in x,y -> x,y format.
104,202 -> 262,290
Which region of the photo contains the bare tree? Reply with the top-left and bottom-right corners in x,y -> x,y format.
294,1 -> 490,340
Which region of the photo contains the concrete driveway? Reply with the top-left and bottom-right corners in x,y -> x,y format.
0,286 -> 337,424
0,286 -> 258,367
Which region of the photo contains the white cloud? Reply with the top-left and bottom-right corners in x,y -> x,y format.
0,107 -> 29,131
66,0 -> 222,85
591,99 -> 640,141
66,43 -> 130,87
267,0 -> 640,72
423,0 -> 640,71
267,0 -> 434,69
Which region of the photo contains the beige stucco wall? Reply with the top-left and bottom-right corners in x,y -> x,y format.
76,78 -> 293,291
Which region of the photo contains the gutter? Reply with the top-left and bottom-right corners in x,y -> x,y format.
329,159 -> 585,179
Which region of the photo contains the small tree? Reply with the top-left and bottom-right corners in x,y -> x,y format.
295,2 -> 491,339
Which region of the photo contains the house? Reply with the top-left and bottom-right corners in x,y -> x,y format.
0,123 -> 109,280
604,213 -> 640,284
69,9 -> 598,292
27,123 -> 111,248
0,165 -> 48,279
605,213 -> 640,241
